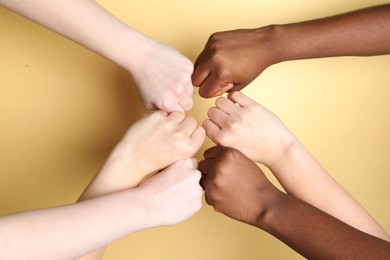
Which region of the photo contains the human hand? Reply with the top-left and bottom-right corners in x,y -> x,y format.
203,91 -> 296,168
198,146 -> 280,226
129,39 -> 195,112
192,27 -> 279,98
139,158 -> 203,227
104,111 -> 205,186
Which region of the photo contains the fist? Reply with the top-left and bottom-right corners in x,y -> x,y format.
192,28 -> 277,98
198,146 -> 279,226
140,158 -> 203,227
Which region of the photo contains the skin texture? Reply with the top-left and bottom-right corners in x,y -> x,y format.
199,146 -> 390,259
192,4 -> 390,97
0,0 -> 194,112
78,111 -> 205,259
203,91 -> 390,241
80,111 -> 205,198
0,158 -> 203,260
0,112 -> 205,259
0,1 -> 203,257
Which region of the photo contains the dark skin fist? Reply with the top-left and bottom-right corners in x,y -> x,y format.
199,146 -> 390,260
192,28 -> 278,98
198,146 -> 280,226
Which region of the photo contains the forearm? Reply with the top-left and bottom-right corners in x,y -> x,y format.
0,190 -> 150,260
258,192 -> 390,259
77,157 -> 145,259
269,139 -> 390,241
269,4 -> 390,63
78,158 -> 143,201
0,0 -> 149,71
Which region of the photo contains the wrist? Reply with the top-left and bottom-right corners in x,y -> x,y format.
254,187 -> 285,230
254,24 -> 290,65
259,23 -> 315,64
121,189 -> 155,231
99,22 -> 155,73
115,26 -> 167,80
101,151 -> 146,188
267,136 -> 303,172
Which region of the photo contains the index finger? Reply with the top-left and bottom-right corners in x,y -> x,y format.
192,57 -> 211,87
198,73 -> 234,98
203,145 -> 225,159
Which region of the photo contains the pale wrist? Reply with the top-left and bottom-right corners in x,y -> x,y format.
132,186 -> 167,229
100,23 -> 155,73
121,189 -> 154,231
118,30 -> 158,76
101,151 -> 147,187
267,137 -> 303,172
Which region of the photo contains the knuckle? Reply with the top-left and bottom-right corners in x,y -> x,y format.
224,119 -> 240,132
183,60 -> 194,73
209,32 -> 223,43
217,68 -> 232,81
169,111 -> 185,122
160,99 -> 176,111
205,193 -> 214,206
193,198 -> 203,212
183,98 -> 194,111
208,32 -> 218,43
215,97 -> 226,107
182,141 -> 197,156
213,204 -> 222,213
150,110 -> 166,120
195,186 -> 204,199
222,147 -> 238,161
214,131 -> 227,145
144,102 -> 155,111
192,169 -> 202,182
186,116 -> 197,126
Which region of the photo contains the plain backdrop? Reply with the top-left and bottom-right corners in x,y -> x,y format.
0,0 -> 389,259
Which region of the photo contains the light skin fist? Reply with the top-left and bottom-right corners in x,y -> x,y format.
198,146 -> 280,226
192,27 -> 279,98
91,111 -> 205,195
139,158 -> 203,227
130,39 -> 195,112
203,91 -> 295,168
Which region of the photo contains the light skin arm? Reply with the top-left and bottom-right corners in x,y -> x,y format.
199,146 -> 390,259
0,0 -> 194,112
0,111 -> 205,259
0,158 -> 203,260
203,91 -> 389,241
192,4 -> 390,97
77,110 -> 205,259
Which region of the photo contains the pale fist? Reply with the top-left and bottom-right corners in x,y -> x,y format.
199,146 -> 278,226
140,158 -> 203,226
107,110 -> 205,184
130,40 -> 195,112
203,91 -> 295,168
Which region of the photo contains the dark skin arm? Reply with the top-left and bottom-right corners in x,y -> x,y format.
199,146 -> 390,259
192,4 -> 390,98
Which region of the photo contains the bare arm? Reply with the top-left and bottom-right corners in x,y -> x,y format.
78,111 -> 205,259
203,91 -> 389,241
0,190 -> 149,260
192,4 -> 390,97
275,4 -> 390,61
0,157 -> 203,260
261,187 -> 390,260
199,146 -> 390,259
0,0 -> 194,112
0,111 -> 204,259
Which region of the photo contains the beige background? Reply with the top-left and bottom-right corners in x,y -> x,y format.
1,0 -> 389,259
